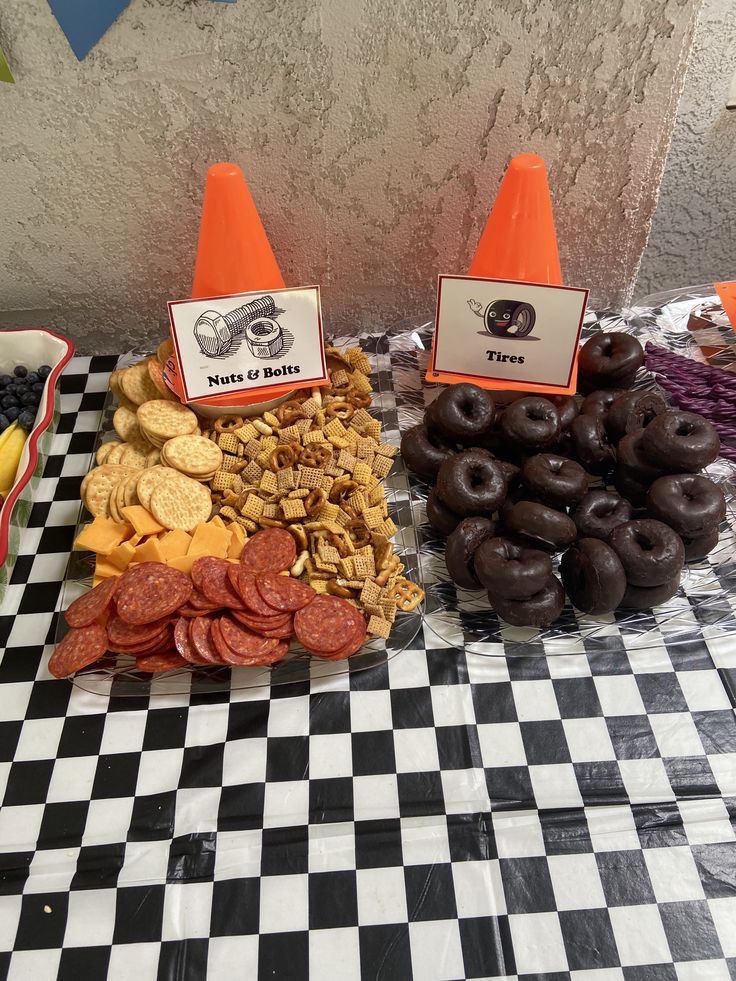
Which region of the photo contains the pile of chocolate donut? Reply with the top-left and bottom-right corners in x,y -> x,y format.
401,330 -> 727,628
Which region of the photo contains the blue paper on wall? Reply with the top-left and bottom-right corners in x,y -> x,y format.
48,0 -> 131,60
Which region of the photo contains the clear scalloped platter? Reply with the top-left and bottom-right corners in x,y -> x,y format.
389,309 -> 736,656
57,333 -> 423,696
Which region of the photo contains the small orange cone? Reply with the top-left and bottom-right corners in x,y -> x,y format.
468,153 -> 562,285
192,162 -> 285,298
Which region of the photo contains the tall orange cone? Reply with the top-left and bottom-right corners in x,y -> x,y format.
468,153 -> 562,285
191,162 -> 285,298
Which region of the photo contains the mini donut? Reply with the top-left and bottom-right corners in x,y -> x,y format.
436,449 -> 507,517
431,383 -> 496,444
521,454 -> 588,509
570,414 -> 616,476
502,483 -> 566,515
444,517 -> 496,589
400,423 -> 455,480
560,538 -> 626,614
426,487 -> 462,536
500,397 -> 561,450
613,464 -> 651,507
424,398 -> 446,438
616,430 -> 666,482
571,489 -> 632,540
681,526 -> 720,562
641,411 -> 720,473
608,518 -> 685,587
581,389 -> 625,420
606,391 -> 667,442
550,395 -> 580,430
620,574 -> 680,610
488,575 -> 565,627
646,473 -> 726,536
497,459 -> 521,488
503,500 -> 577,552
577,331 -> 644,393
474,536 -> 553,599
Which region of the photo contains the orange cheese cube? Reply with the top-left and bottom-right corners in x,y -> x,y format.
120,506 -> 166,537
133,538 -> 165,564
227,532 -> 243,560
166,553 -> 198,575
158,528 -> 193,561
227,521 -> 246,544
74,516 -> 132,555
210,515 -> 226,530
187,522 -> 230,559
94,557 -> 123,579
107,540 -> 136,571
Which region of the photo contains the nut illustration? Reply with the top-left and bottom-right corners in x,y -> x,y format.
244,317 -> 284,358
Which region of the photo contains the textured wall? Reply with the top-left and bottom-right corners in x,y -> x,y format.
0,0 -> 700,354
636,0 -> 736,300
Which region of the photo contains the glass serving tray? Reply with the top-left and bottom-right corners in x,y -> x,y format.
388,313 -> 736,655
57,333 -> 423,695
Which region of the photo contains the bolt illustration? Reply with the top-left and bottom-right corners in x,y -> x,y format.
194,295 -> 277,357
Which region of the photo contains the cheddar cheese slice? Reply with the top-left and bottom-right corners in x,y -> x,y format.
74,516 -> 133,555
120,506 -> 166,537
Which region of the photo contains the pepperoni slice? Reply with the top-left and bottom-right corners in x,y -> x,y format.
189,616 -> 222,664
136,652 -> 188,673
177,604 -> 204,618
239,528 -> 296,574
229,610 -> 292,635
261,618 -> 295,640
294,595 -> 366,653
246,640 -> 290,666
219,616 -> 279,658
187,588 -> 222,612
255,575 -> 316,612
48,624 -> 108,678
174,617 -> 210,664
116,563 -> 192,625
232,571 -> 281,616
191,557 -> 244,609
312,624 -> 367,660
64,577 -> 119,628
108,613 -> 172,648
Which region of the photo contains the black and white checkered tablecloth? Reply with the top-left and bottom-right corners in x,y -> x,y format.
1,355 -> 736,981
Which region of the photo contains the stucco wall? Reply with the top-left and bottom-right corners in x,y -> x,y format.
636,0 -> 736,300
0,0 -> 700,353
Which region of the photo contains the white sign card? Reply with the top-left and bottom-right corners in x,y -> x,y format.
168,285 -> 328,404
429,275 -> 589,394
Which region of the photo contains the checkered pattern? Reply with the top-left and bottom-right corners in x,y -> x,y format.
1,345 -> 736,980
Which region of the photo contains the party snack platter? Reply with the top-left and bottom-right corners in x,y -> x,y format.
56,334 -> 423,695
390,313 -> 736,655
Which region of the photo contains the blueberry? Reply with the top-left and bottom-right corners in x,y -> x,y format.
1,395 -> 18,409
0,374 -> 12,388
5,406 -> 20,422
18,410 -> 35,431
32,382 -> 45,395
38,365 -> 51,379
0,414 -> 9,432
21,392 -> 39,406
26,372 -> 39,385
5,383 -> 17,396
13,365 -> 27,378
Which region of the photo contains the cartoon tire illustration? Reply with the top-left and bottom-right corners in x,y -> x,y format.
484,300 -> 536,338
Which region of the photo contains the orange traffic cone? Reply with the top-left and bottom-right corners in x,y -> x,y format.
468,153 -> 561,284
192,162 -> 285,298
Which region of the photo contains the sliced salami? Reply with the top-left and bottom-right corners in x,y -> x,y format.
108,613 -> 172,648
210,618 -> 238,663
64,577 -> 119,628
219,616 -> 278,658
261,618 -> 295,640
294,595 -> 366,653
313,624 -> 367,660
239,528 -> 296,574
187,588 -> 222,612
233,571 -> 281,617
255,575 -> 316,612
248,640 -> 289,666
191,557 -> 244,609
230,609 -> 292,632
116,562 -> 192,625
174,616 -> 210,665
48,623 -> 108,678
189,616 -> 222,664
136,652 -> 188,673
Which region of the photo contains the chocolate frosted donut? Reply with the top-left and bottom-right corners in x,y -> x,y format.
497,459 -> 521,488
436,449 -> 507,517
431,383 -> 495,444
504,500 -> 577,552
578,331 -> 644,393
488,575 -> 565,627
607,391 -> 667,442
521,454 -> 588,509
550,395 -> 580,430
608,518 -> 685,587
620,574 -> 680,610
474,536 -> 553,599
560,538 -> 626,614
616,430 -> 666,482
501,397 -> 561,450
426,487 -> 462,536
647,473 -> 726,536
572,489 -> 632,540
400,424 -> 455,480
613,464 -> 651,507
570,414 -> 616,476
681,526 -> 720,562
641,411 -> 720,473
445,517 -> 496,589
581,389 -> 625,420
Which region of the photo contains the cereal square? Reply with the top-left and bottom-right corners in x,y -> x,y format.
281,498 -> 307,521
277,468 -> 297,491
367,615 -> 391,639
260,470 -> 279,494
218,433 -> 239,454
352,461 -> 373,485
360,579 -> 382,606
241,494 -> 265,520
372,455 -> 393,479
211,470 -> 236,492
234,423 -> 258,444
363,505 -> 384,529
299,467 -> 324,490
353,554 -> 376,578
